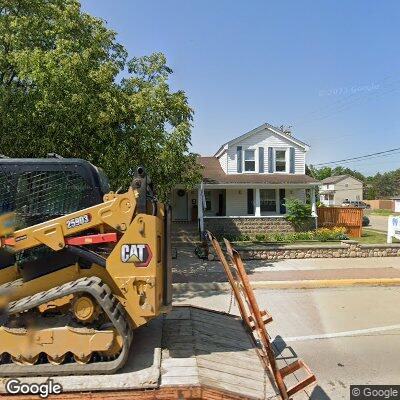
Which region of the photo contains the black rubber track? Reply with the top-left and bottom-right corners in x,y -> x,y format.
0,276 -> 133,376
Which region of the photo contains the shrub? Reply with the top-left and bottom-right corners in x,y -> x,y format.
285,199 -> 312,228
362,216 -> 370,227
224,234 -> 238,242
237,234 -> 251,241
284,233 -> 299,243
255,233 -> 267,241
271,232 -> 286,242
293,231 -> 315,241
225,227 -> 348,244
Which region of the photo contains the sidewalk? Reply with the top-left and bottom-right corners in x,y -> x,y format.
172,244 -> 400,289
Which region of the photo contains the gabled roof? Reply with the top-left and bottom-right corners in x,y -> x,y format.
199,157 -> 318,185
320,174 -> 363,185
214,122 -> 310,157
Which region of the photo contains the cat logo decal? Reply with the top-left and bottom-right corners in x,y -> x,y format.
120,244 -> 152,267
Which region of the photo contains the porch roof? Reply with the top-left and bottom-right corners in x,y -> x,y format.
319,189 -> 336,194
199,157 -> 319,186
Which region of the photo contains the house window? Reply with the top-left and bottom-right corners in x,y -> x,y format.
204,190 -> 212,211
275,150 -> 286,172
244,149 -> 255,172
260,189 -> 276,212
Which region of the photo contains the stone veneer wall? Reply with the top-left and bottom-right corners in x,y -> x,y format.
234,241 -> 400,260
204,217 -> 316,237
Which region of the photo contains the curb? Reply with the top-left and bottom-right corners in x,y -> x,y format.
173,278 -> 400,292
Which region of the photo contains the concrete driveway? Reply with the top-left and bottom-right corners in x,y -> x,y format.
367,214 -> 389,232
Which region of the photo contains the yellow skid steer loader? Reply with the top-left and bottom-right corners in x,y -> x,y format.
0,157 -> 172,376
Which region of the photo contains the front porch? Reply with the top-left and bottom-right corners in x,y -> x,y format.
171,184 -> 318,237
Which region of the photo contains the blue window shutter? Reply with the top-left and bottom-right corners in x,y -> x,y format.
268,147 -> 274,173
237,146 -> 242,173
289,147 -> 295,174
258,147 -> 264,173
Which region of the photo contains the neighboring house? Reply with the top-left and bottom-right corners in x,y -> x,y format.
319,175 -> 363,206
171,122 -> 319,236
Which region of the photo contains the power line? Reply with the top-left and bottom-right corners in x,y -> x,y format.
312,147 -> 400,167
320,151 -> 400,168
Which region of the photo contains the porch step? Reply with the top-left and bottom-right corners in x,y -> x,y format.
171,222 -> 200,244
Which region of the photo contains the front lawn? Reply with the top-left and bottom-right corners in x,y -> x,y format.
369,209 -> 400,217
358,228 -> 399,244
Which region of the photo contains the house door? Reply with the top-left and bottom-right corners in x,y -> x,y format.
279,189 -> 286,214
218,193 -> 223,215
173,189 -> 188,220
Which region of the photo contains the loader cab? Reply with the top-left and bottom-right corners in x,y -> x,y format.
0,157 -> 110,228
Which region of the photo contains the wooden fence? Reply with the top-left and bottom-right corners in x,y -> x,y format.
364,199 -> 394,211
317,207 -> 363,237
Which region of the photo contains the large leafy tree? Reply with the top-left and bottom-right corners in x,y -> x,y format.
306,165 -> 333,181
366,169 -> 400,199
0,0 -> 201,200
307,165 -> 366,183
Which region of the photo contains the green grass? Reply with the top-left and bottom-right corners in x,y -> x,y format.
358,228 -> 399,244
369,209 -> 400,217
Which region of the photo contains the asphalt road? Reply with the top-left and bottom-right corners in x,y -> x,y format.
174,286 -> 400,399
367,214 -> 389,232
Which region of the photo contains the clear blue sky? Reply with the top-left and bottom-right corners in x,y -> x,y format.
81,0 -> 400,176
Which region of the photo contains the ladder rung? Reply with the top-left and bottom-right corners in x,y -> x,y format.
280,360 -> 317,397
248,310 -> 273,328
286,375 -> 317,398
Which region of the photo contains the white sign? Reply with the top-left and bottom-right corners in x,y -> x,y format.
387,216 -> 400,243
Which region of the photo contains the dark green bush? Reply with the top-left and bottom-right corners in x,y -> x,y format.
285,199 -> 312,228
237,234 -> 251,241
255,233 -> 267,241
271,232 -> 286,242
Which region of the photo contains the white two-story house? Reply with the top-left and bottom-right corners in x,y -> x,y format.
171,122 -> 319,236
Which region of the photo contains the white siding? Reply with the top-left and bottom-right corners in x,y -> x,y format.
286,188 -> 306,202
226,127 -> 306,174
218,151 -> 228,173
226,189 -> 249,216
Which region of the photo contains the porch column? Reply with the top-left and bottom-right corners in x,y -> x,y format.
198,184 -> 204,234
255,188 -> 261,217
310,187 -> 317,217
